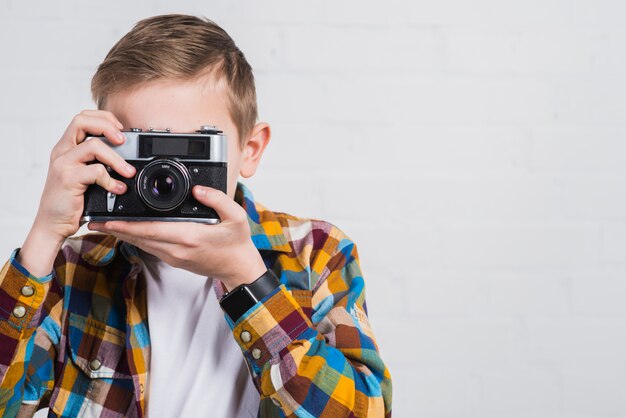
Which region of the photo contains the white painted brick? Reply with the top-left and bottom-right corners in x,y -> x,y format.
255,73 -> 327,123
0,21 -> 120,72
380,74 -> 561,125
527,318 -> 626,376
320,0 -> 410,25
0,0 -> 158,22
478,369 -> 562,415
547,75 -> 626,125
571,270 -> 626,315
314,174 -> 418,224
411,174 -> 564,222
358,266 -> 410,319
410,368 -> 480,415
442,222 -> 602,268
409,0 -> 626,27
226,25 -> 286,72
405,272 -> 491,316
365,318 -> 410,374
295,122 -> 522,167
529,126 -> 626,172
488,273 -> 570,316
443,28 -> 620,75
601,222 -> 626,264
555,174 -> 626,221
0,69 -> 93,121
412,317 -> 525,371
0,217 -> 38,261
282,25 -> 444,72
350,224 -> 444,270
159,0 -> 325,25
1,171 -> 45,220
375,352 -> 426,418
563,374 -> 626,417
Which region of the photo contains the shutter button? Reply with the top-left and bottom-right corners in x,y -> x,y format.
12,306 -> 26,318
21,285 -> 34,297
89,358 -> 102,371
240,330 -> 252,343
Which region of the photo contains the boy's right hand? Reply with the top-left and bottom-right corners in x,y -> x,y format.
15,110 -> 135,277
33,110 -> 137,245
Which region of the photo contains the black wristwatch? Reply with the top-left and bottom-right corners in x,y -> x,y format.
219,269 -> 280,322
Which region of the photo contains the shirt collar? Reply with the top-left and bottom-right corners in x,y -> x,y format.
81,181 -> 291,267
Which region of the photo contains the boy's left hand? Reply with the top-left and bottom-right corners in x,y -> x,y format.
88,185 -> 267,291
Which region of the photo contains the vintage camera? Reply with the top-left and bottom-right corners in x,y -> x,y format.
80,125 -> 227,224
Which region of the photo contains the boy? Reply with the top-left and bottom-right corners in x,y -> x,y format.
0,14 -> 392,418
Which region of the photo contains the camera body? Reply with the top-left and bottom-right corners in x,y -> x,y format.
81,125 -> 227,224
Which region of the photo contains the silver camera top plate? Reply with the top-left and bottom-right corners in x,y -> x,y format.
85,126 -> 227,163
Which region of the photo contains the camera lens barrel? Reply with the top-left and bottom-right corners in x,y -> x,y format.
136,159 -> 191,212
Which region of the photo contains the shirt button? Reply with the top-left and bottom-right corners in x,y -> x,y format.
21,285 -> 35,297
140,383 -> 145,394
89,358 -> 102,371
251,348 -> 262,360
240,330 -> 252,343
272,397 -> 282,407
12,305 -> 26,318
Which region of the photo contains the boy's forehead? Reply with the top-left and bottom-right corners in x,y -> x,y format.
104,75 -> 232,134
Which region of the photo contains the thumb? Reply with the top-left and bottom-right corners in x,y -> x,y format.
192,186 -> 243,222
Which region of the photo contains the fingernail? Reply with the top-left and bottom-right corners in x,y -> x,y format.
126,164 -> 135,174
195,187 -> 206,197
117,132 -> 126,142
117,182 -> 126,192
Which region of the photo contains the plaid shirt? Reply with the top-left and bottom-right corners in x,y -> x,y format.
0,182 -> 392,417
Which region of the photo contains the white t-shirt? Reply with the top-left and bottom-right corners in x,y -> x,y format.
138,248 -> 260,418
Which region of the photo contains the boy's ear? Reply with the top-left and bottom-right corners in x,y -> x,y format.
239,122 -> 271,178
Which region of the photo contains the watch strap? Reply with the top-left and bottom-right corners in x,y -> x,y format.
219,269 -> 280,322
246,269 -> 280,301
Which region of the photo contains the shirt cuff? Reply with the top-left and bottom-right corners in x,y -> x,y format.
0,248 -> 53,334
9,248 -> 54,284
229,284 -> 313,374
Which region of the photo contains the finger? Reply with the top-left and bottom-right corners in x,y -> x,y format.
192,186 -> 244,223
78,110 -> 124,130
56,113 -> 126,156
109,230 -> 204,271
87,222 -> 105,230
105,230 -> 178,257
105,230 -> 149,250
72,163 -> 128,195
62,137 -> 136,178
98,220 -> 198,244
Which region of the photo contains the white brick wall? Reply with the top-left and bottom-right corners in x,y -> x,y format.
1,1 -> 626,417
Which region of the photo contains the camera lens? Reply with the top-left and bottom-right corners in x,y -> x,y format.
136,159 -> 190,211
152,174 -> 175,197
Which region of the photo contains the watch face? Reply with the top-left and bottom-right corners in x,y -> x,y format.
220,286 -> 257,323
219,270 -> 280,323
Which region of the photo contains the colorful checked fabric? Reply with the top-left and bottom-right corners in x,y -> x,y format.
0,181 -> 392,417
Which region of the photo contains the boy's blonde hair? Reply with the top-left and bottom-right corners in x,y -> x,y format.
91,14 -> 257,146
